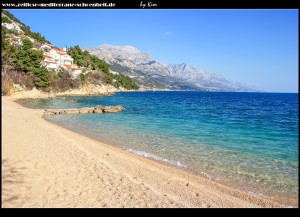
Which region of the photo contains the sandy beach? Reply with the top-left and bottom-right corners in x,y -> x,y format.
2,96 -> 286,208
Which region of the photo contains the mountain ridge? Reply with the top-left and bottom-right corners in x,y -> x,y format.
84,44 -> 257,92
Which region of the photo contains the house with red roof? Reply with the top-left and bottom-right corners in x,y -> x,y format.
40,43 -> 82,76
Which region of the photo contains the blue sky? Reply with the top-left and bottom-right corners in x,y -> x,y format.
7,9 -> 298,93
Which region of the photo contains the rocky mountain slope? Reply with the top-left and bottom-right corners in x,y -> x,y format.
166,63 -> 255,92
84,44 -> 256,92
85,44 -> 197,90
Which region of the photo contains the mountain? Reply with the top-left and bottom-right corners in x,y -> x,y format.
84,44 -> 198,90
84,44 -> 257,92
166,63 -> 256,92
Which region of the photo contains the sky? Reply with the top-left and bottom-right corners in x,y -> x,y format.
7,9 -> 298,93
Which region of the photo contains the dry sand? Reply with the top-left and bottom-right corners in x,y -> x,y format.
2,96 -> 285,208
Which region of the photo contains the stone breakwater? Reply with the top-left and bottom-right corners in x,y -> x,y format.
44,105 -> 125,115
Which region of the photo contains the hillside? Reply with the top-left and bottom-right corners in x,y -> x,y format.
84,44 -> 257,92
1,10 -> 139,96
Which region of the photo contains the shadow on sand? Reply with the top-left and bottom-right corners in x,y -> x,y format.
2,159 -> 27,204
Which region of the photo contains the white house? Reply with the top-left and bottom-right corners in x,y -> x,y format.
40,44 -> 52,53
12,36 -> 21,45
40,43 -> 82,78
39,44 -> 82,76
57,51 -> 73,65
42,54 -> 57,70
62,64 -> 82,78
2,22 -> 22,33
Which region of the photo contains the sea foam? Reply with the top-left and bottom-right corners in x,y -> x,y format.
127,148 -> 186,168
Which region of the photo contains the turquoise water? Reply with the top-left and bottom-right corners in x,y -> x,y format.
18,92 -> 298,203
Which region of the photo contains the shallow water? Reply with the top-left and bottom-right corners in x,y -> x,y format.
18,91 -> 299,203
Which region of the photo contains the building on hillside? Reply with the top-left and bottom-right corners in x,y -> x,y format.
42,55 -> 57,70
19,34 -> 35,43
62,64 -> 83,78
7,33 -> 35,47
2,22 -> 22,33
56,50 -> 73,65
40,44 -> 52,53
39,43 -> 82,76
12,36 -> 21,45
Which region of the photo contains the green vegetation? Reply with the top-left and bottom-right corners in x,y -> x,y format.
2,9 -> 50,44
57,67 -> 67,78
68,45 -> 110,73
68,45 -> 139,90
2,15 -> 12,24
1,39 -> 50,91
21,38 -> 33,50
1,26 -> 10,52
2,12 -> 51,89
80,71 -> 92,82
20,25 -> 50,44
15,38 -> 51,88
2,10 -> 22,24
50,68 -> 81,91
32,66 -> 51,87
110,63 -> 132,73
1,9 -> 139,95
112,73 -> 139,89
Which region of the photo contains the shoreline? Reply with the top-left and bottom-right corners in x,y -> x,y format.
2,96 -> 294,207
43,113 -> 298,207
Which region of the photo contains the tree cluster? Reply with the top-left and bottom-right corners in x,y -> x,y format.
68,45 -> 139,90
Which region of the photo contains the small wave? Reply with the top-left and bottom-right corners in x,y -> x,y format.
127,148 -> 186,168
200,172 -> 218,181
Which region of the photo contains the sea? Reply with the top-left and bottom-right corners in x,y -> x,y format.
17,91 -> 298,205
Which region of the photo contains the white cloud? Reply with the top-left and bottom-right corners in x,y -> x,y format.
164,31 -> 173,36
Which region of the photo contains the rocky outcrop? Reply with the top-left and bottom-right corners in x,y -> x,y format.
102,105 -> 125,113
78,107 -> 94,114
12,87 -> 56,99
11,83 -> 120,100
44,105 -> 125,115
56,83 -> 118,96
93,106 -> 103,114
13,84 -> 27,92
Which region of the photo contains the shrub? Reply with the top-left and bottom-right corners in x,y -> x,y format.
90,70 -> 107,85
49,71 -> 60,92
33,66 -> 51,88
2,15 -> 12,24
79,71 -> 91,82
1,73 -> 14,95
9,70 -> 35,90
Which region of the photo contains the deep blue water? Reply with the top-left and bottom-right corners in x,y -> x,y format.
18,91 -> 299,202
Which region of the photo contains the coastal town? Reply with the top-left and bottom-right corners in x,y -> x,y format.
2,14 -> 83,78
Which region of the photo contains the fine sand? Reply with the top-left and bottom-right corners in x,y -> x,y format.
2,96 -> 287,208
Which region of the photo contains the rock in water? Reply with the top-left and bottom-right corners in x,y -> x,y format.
44,105 -> 125,115
79,107 -> 93,113
93,106 -> 103,113
103,105 -> 125,113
